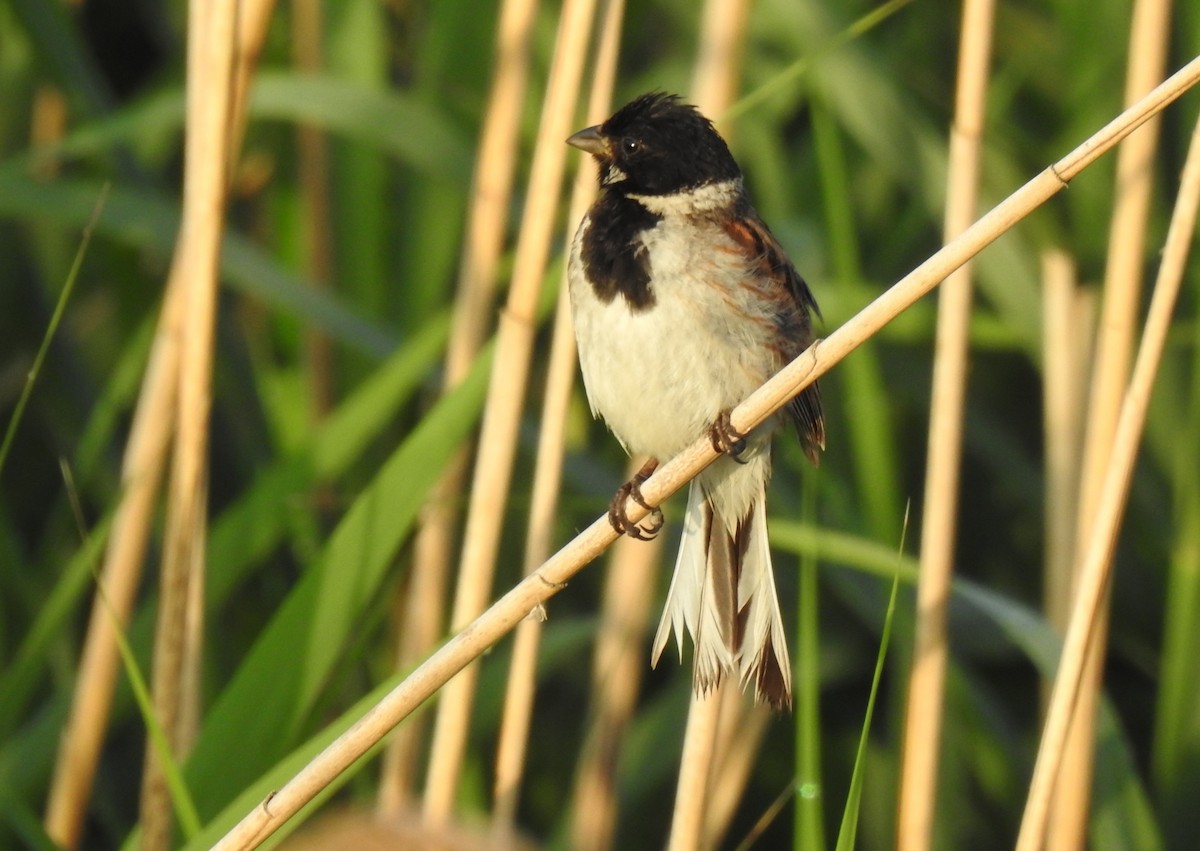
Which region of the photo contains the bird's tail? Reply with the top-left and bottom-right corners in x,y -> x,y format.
651,473 -> 792,709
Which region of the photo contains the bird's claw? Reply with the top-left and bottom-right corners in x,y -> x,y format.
608,460 -> 663,540
709,410 -> 748,461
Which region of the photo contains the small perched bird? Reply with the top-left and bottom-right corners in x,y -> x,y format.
566,93 -> 824,709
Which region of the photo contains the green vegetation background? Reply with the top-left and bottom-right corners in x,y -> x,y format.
1,0 -> 1198,848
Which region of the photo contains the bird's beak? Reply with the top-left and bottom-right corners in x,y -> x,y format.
567,125 -> 609,156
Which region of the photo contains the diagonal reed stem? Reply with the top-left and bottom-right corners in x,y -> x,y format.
1017,104 -> 1200,851
1049,1 -> 1172,846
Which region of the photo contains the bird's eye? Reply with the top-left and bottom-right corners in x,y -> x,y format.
622,138 -> 640,154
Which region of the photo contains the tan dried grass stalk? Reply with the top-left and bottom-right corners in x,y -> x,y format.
1049,1 -> 1172,846
44,5 -> 275,845
490,295 -> 577,831
210,56 -> 1200,851
704,693 -> 771,846
1017,105 -> 1200,851
291,0 -> 334,418
661,3 -> 760,846
377,0 -> 539,814
138,1 -> 239,848
420,0 -> 599,823
567,523 -> 662,851
667,687 -> 725,851
490,0 -> 626,834
229,1 -> 277,162
897,1 -> 994,847
1041,252 -> 1090,644
44,256 -> 183,851
691,0 -> 753,120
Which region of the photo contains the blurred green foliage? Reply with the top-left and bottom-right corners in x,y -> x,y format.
1,0 -> 1198,849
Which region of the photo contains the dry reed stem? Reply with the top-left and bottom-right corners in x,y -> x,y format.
210,58 -> 1200,851
659,6 -> 762,847
379,0 -> 539,816
667,687 -> 725,851
490,293 -> 576,832
568,521 -> 662,851
139,1 -> 239,848
490,292 -> 576,809
691,0 -> 753,120
1050,3 -> 1172,847
1041,252 -> 1089,646
1016,106 -> 1200,851
42,5 -> 276,842
384,9 -> 540,800
442,0 -> 539,391
291,0 -> 334,419
897,2 -> 994,847
228,0 -> 277,166
178,474 -> 207,749
43,249 -> 184,851
421,0 -> 599,823
491,0 -> 625,833
704,697 -> 771,847
555,14 -> 661,851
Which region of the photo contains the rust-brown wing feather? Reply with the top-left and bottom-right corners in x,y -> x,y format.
721,205 -> 825,464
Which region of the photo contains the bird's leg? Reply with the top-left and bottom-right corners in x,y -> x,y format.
609,458 -> 664,540
709,409 -> 748,462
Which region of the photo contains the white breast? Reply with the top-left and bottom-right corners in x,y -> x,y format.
567,210 -> 781,463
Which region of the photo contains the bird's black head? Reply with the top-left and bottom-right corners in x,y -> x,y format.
567,92 -> 741,196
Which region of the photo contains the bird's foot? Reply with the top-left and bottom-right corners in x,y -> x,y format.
709,410 -> 748,462
609,459 -> 664,540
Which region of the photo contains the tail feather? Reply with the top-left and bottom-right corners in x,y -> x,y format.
651,472 -> 792,709
652,482 -> 735,693
735,500 -> 792,708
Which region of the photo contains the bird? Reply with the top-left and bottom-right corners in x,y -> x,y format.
565,92 -> 824,710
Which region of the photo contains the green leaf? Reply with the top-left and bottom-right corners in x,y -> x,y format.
834,516 -> 904,851
0,175 -> 396,356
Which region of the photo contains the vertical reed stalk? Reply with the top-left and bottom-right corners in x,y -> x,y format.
488,294 -> 579,835
378,0 -> 539,812
490,0 -> 626,837
660,4 -> 761,847
44,248 -> 184,851
291,0 -> 334,420
1040,251 -> 1090,663
139,1 -> 239,848
705,698 -> 772,847
1049,1 -> 1171,846
793,479 -> 825,850
421,0 -> 598,823
29,85 -> 68,178
692,0 -> 753,121
667,688 -> 725,851
42,6 -> 275,842
567,525 -> 662,851
898,1 -> 994,847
